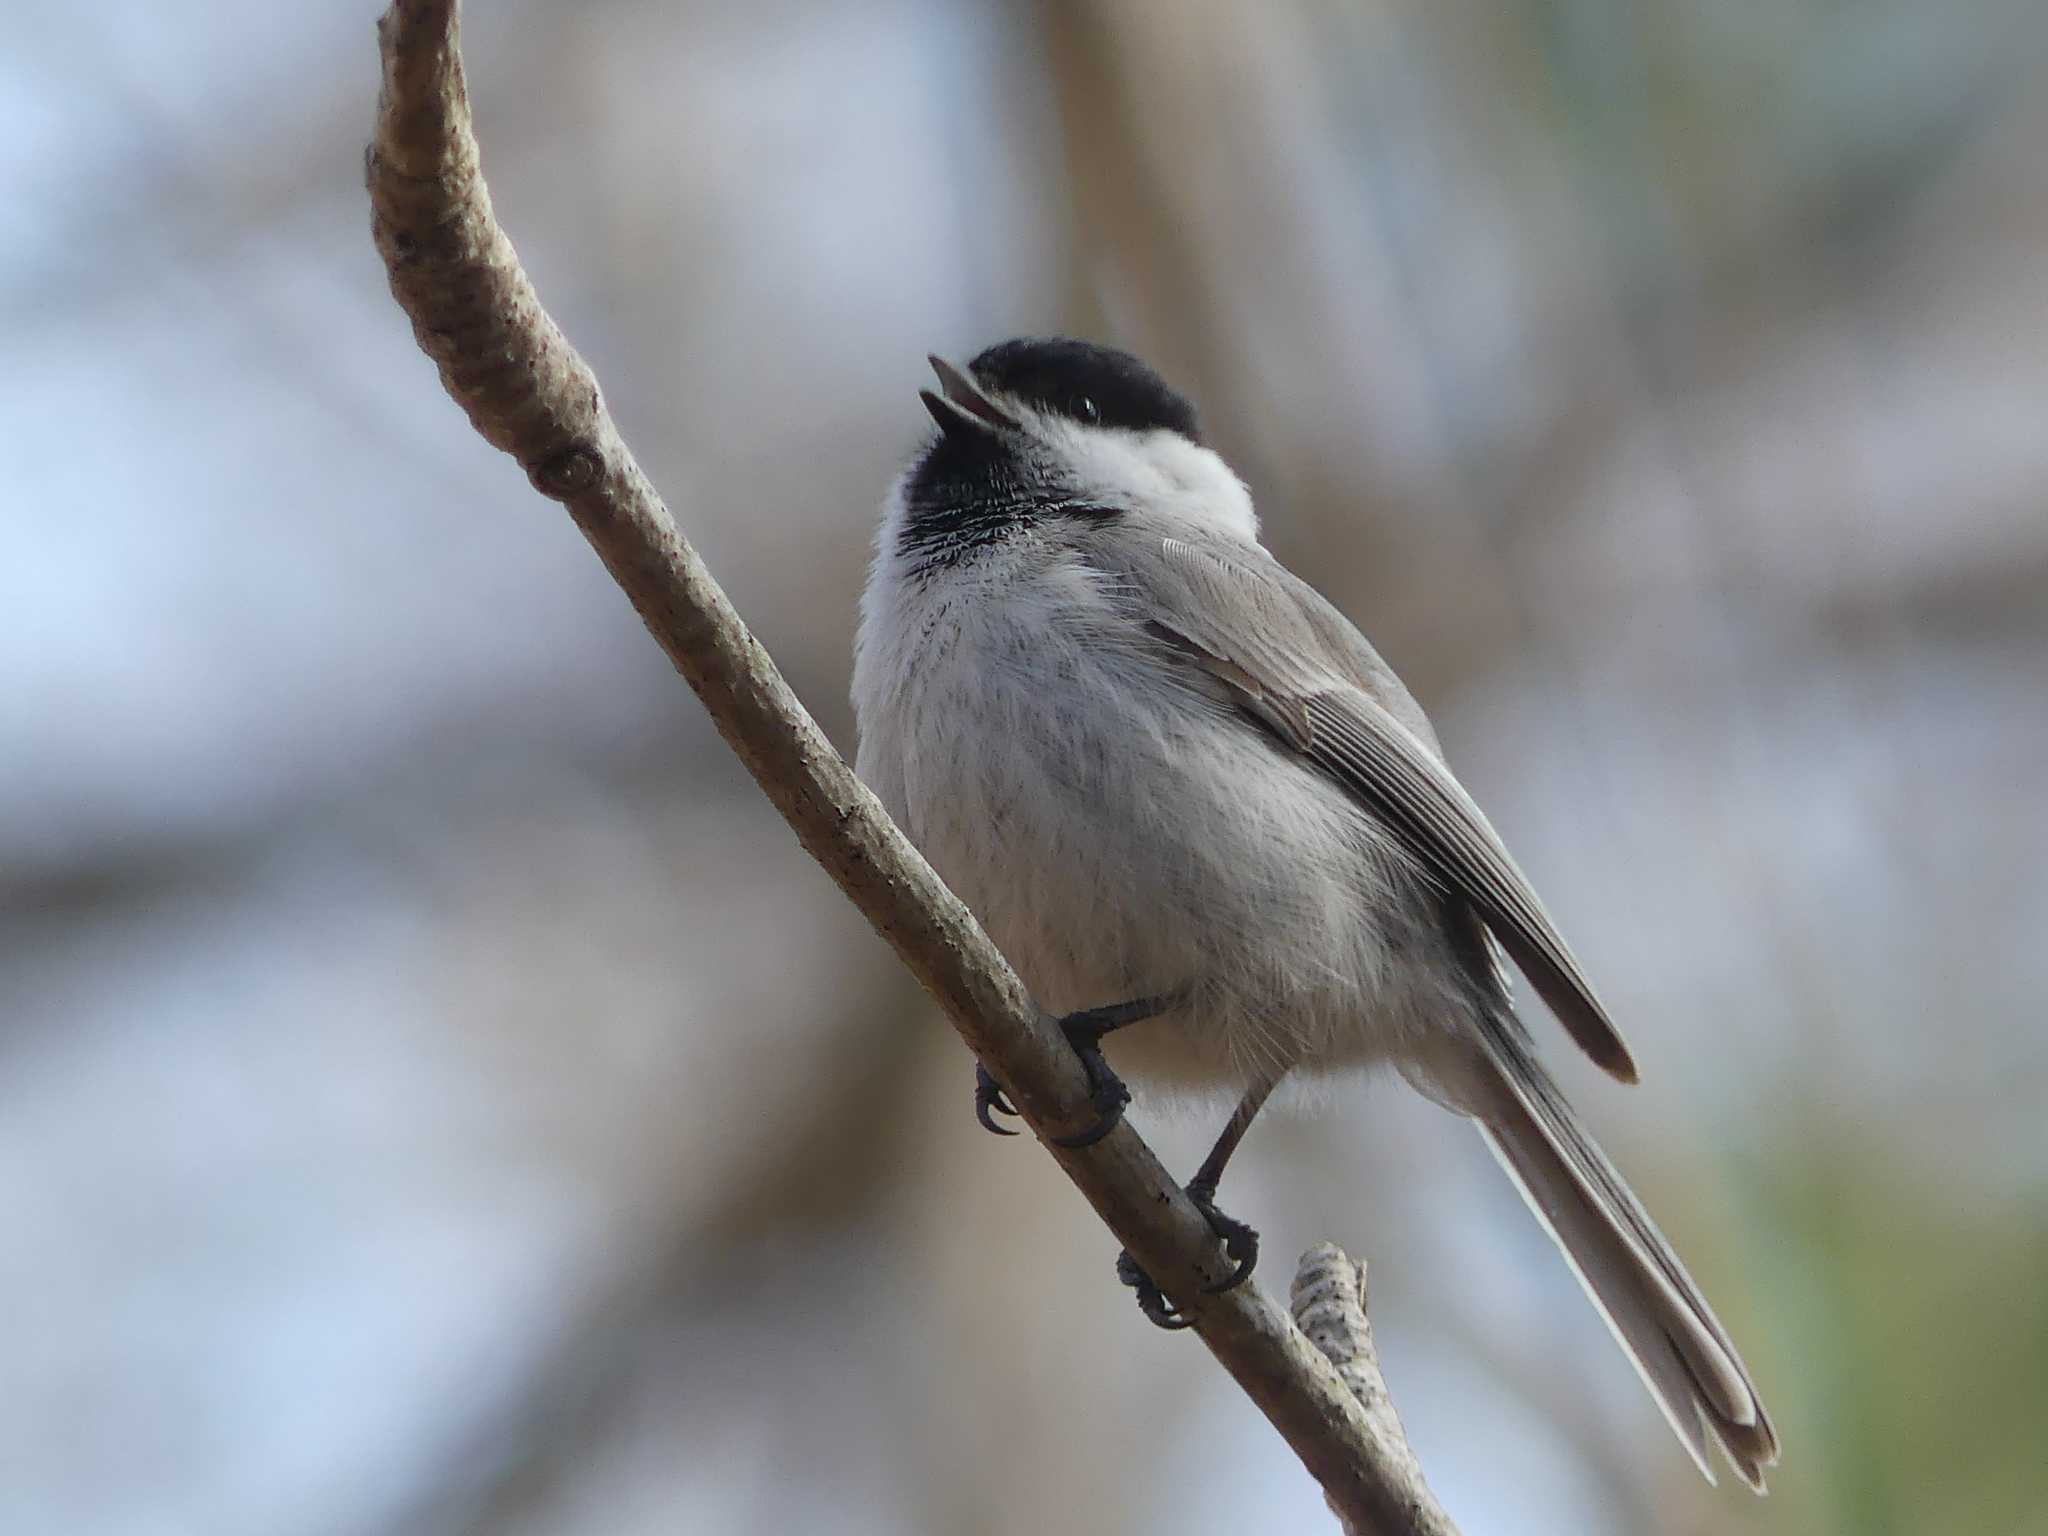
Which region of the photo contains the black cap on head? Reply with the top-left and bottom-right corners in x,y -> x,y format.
967,337 -> 1202,443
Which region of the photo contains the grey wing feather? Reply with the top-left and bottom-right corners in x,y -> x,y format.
1140,534 -> 1638,1083
1130,533 -> 1778,1484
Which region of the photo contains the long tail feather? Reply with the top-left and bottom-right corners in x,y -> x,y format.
1472,1020 -> 1780,1489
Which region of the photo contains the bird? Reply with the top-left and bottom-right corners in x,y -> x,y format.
850,336 -> 1779,1489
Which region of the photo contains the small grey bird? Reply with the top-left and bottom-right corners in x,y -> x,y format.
851,337 -> 1778,1488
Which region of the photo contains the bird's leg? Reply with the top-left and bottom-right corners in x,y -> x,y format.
974,995 -> 1172,1146
1118,1074 -> 1281,1329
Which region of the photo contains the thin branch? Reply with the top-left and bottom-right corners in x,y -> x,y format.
1293,1246 -> 1458,1536
364,4 -> 1458,1530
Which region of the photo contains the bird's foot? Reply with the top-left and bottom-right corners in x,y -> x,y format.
1115,1179 -> 1260,1330
1045,1001 -> 1141,1148
971,996 -> 1169,1146
973,1065 -> 1018,1136
1116,1247 -> 1191,1329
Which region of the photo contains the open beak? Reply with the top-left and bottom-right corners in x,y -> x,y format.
920,354 -> 1020,438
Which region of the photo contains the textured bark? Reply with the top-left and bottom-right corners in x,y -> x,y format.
1294,1247 -> 1460,1536
365,4 -> 1458,1529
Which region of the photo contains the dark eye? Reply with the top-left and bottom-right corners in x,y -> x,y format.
1073,395 -> 1100,424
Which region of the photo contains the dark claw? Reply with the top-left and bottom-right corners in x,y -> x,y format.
970,995 -> 1168,1147
1117,1248 -> 1193,1330
974,1065 -> 1019,1136
1113,1184 -> 1261,1328
1046,1001 -> 1152,1148
1046,1037 -> 1130,1148
1188,1182 -> 1260,1293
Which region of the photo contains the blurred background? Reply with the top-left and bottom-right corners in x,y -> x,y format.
5,0 -> 2045,1532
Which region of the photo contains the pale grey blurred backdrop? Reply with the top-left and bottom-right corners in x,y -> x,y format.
5,2 -> 2045,1533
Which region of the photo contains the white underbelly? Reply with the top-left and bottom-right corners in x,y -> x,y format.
877,619 -> 1485,1091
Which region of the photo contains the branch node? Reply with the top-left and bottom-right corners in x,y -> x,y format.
533,443 -> 605,497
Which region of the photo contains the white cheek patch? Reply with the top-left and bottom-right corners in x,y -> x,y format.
1039,417 -> 1261,541
1138,429 -> 1260,540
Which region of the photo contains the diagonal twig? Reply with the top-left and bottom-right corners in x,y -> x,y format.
364,4 -> 1457,1529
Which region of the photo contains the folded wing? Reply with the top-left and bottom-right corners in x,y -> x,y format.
1138,533 -> 1637,1082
